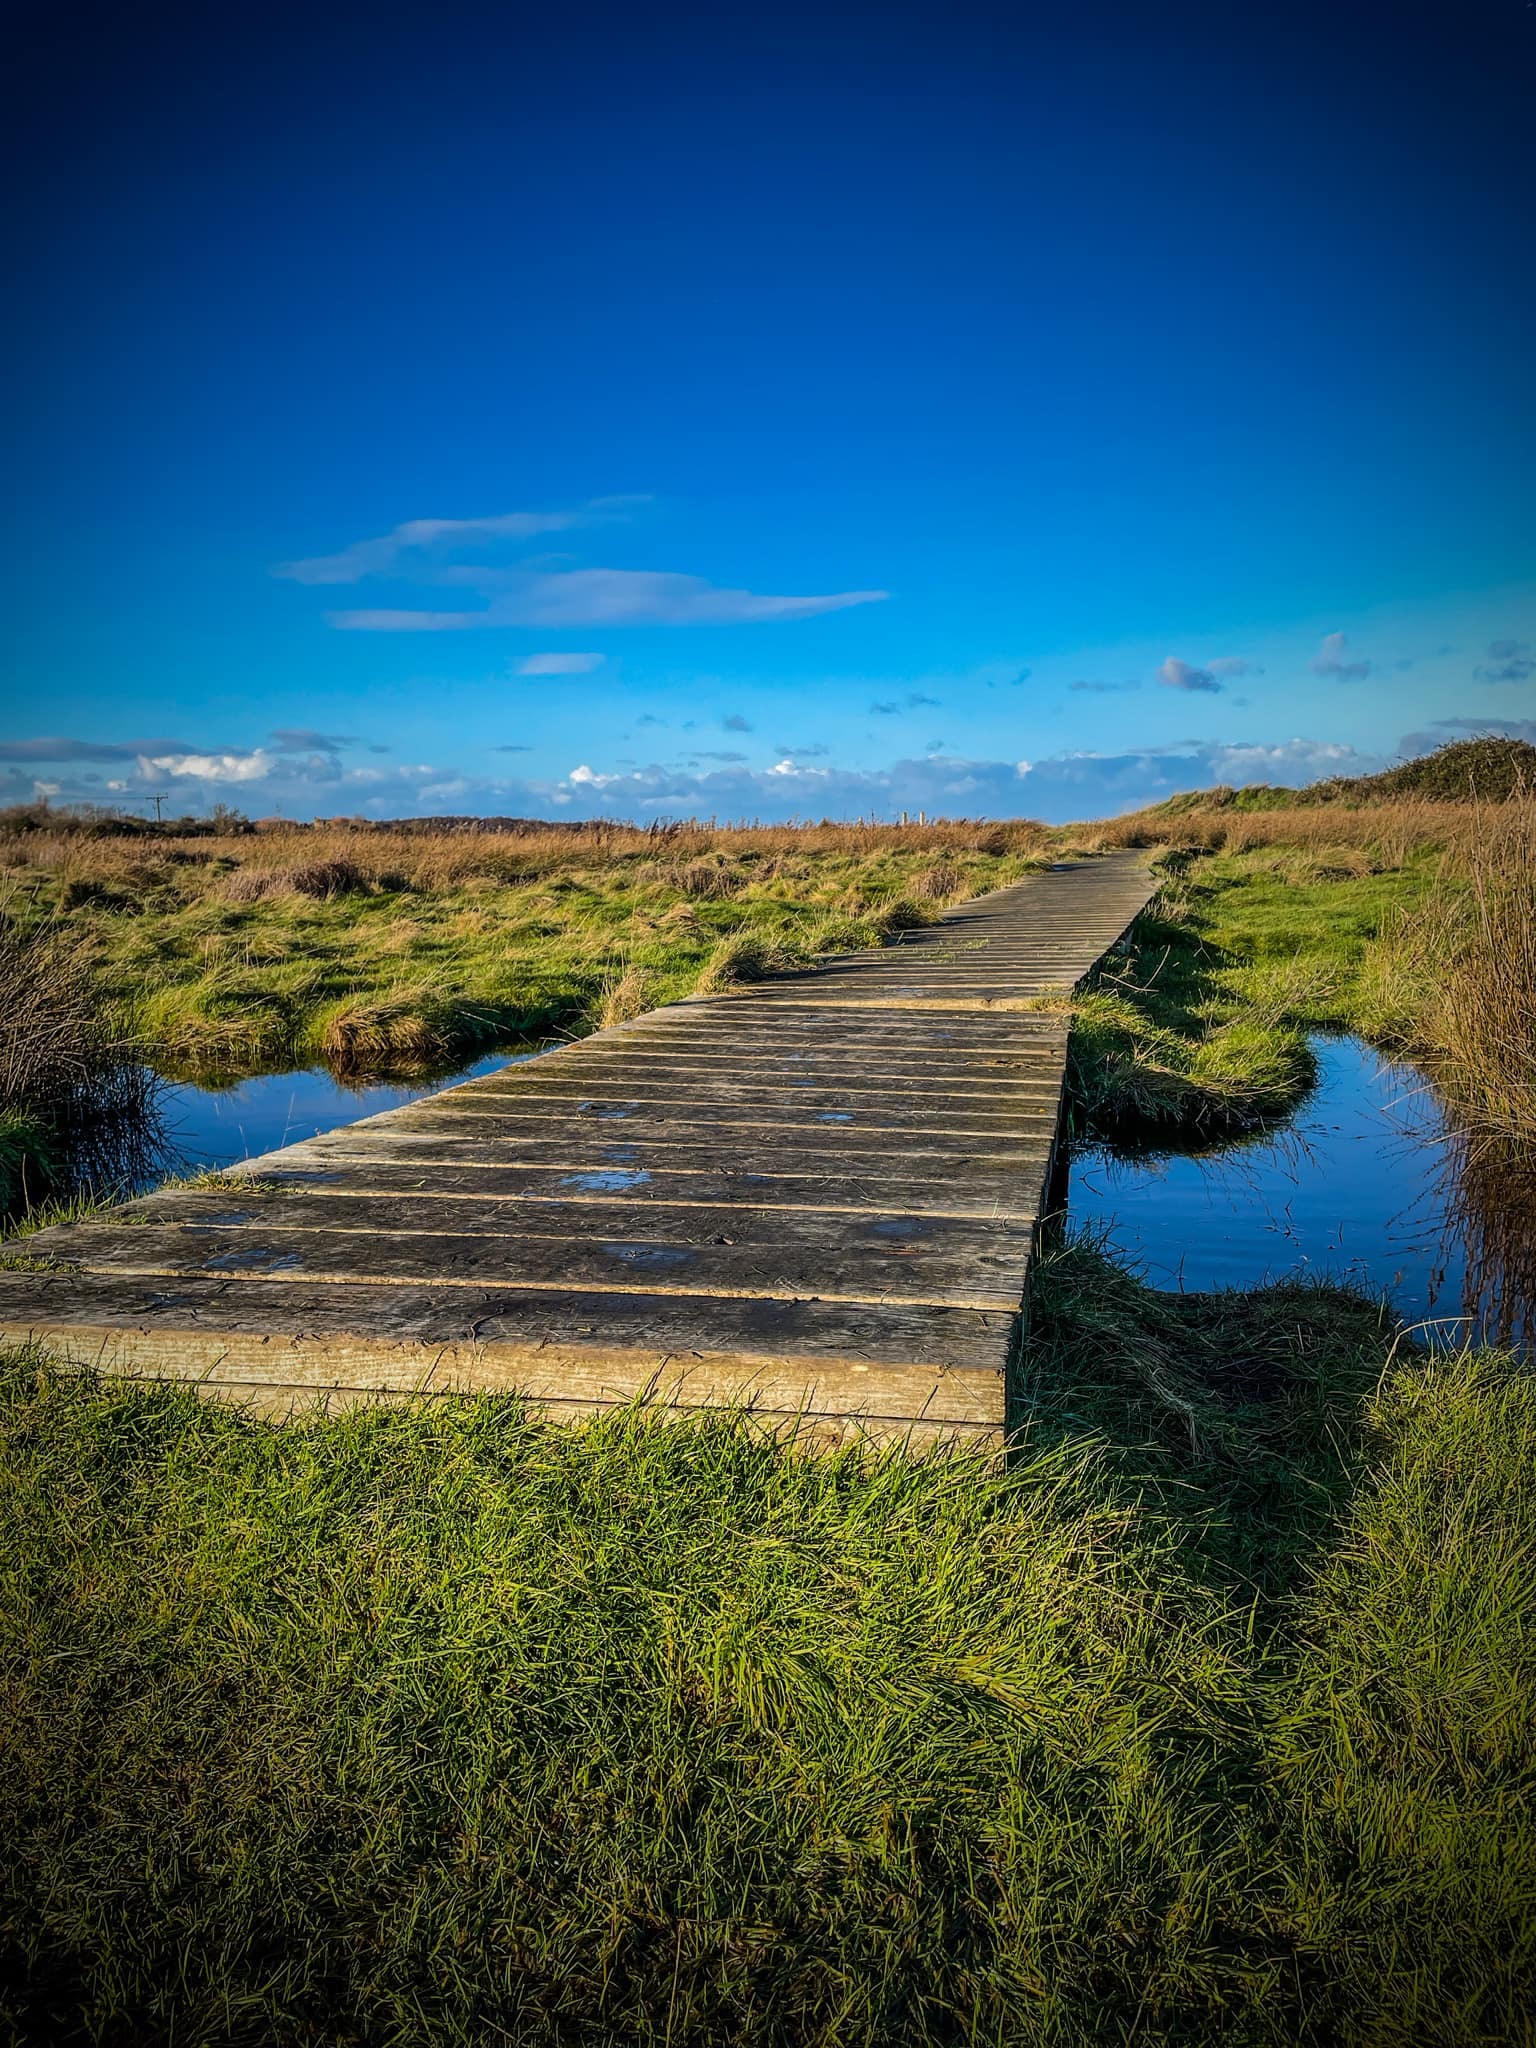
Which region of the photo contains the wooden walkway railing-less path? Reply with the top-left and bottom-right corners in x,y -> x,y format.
1,853 -> 1155,1445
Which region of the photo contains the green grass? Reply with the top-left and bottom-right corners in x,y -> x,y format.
5,845 -> 1052,1077
1059,848 -> 1441,1144
1,1243 -> 1532,2044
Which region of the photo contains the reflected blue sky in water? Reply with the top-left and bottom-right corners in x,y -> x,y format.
157,1053 -> 529,1174
1070,1036 -> 1488,1342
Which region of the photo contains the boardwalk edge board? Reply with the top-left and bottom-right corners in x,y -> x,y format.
9,853 -> 1155,1440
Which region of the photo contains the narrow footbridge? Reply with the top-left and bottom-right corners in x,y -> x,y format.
2,854 -> 1155,1445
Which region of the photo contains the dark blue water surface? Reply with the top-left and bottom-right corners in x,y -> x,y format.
156,1052 -> 527,1173
1070,1035 -> 1529,1349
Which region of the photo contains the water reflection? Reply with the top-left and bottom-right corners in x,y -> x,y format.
1069,1036 -> 1532,1350
39,1064 -> 177,1212
152,1050 -> 534,1181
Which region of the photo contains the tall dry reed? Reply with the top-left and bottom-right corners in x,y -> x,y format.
1364,800 -> 1536,1142
0,914 -> 161,1212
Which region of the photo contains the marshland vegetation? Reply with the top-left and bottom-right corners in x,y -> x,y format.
1,737 -> 1533,2040
0,739 -> 1531,1159
0,811 -> 1057,1080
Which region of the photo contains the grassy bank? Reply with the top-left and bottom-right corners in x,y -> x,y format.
1061,790 -> 1535,1150
1055,848 -> 1423,1145
1,1242 -> 1531,2044
1085,745 -> 1536,1148
0,818 -> 1055,1077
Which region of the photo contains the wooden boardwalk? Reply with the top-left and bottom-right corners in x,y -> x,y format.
0,854 -> 1154,1444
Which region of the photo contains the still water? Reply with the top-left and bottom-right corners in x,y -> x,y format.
155,1052 -> 527,1175
143,1034 -> 1528,1350
1070,1035 -> 1530,1349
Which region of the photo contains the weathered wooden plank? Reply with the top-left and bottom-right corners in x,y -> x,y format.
28,1218 -> 1029,1311
196,1160 -> 1042,1217
599,1010 -> 1070,1046
101,1188 -> 1036,1250
453,1074 -> 1065,1112
261,1124 -> 1058,1169
0,1269 -> 1012,1413
508,1052 -> 1065,1088
377,1099 -> 1062,1141
180,1386 -> 1001,1447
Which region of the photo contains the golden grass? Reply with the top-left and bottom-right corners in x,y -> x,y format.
1362,801 -> 1536,1142
1095,795 -> 1492,866
0,815 -> 1051,895
598,966 -> 651,1028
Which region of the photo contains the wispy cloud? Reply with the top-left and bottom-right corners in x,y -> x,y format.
1473,639 -> 1534,684
1311,631 -> 1372,681
1070,679 -> 1139,694
722,713 -> 753,733
869,691 -> 940,714
268,727 -> 358,752
0,735 -> 201,763
274,498 -> 649,585
1158,657 -> 1222,693
331,567 -> 888,631
514,652 -> 605,676
279,502 -> 884,631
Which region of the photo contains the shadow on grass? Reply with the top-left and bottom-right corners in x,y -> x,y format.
1015,1228 -> 1401,1605
1063,897 -> 1320,1153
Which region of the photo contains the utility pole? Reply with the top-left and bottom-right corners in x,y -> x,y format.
150,792 -> 169,825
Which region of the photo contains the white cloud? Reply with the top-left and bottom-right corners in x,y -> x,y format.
514,652 -> 606,676
138,749 -> 278,783
19,729 -> 1384,826
330,567 -> 888,631
274,499 -> 649,584
278,499 -> 883,632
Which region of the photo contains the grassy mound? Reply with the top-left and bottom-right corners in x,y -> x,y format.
1150,736 -> 1536,815
1,1245 -> 1533,2043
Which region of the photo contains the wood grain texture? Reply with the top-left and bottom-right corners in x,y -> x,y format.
15,852 -> 1154,1436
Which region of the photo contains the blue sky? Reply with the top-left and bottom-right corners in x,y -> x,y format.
3,0 -> 1533,822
